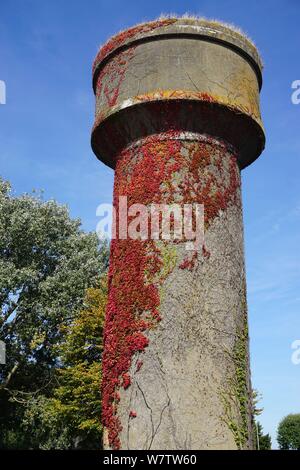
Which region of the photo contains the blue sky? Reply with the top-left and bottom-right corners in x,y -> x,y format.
0,0 -> 299,448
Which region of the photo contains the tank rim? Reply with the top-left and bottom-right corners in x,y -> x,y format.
92,18 -> 263,92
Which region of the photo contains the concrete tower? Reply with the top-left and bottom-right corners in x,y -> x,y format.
91,17 -> 265,450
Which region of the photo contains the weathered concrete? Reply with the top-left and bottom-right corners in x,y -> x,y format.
91,18 -> 265,450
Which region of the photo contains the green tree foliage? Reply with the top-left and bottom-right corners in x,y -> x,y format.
254,422 -> 272,450
277,414 -> 300,450
0,178 -> 109,448
22,282 -> 107,449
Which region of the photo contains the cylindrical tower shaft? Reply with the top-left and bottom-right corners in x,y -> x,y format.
91,18 -> 265,450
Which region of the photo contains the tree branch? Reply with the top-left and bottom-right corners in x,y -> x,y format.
0,362 -> 19,390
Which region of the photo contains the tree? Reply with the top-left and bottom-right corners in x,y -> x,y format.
0,178 -> 109,448
255,422 -> 272,450
277,414 -> 300,450
21,281 -> 107,449
251,389 -> 271,449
